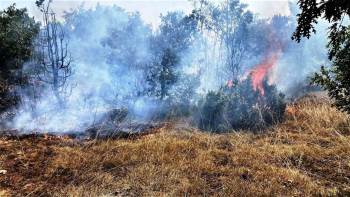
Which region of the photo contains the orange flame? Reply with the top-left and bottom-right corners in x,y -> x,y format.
250,52 -> 279,95
249,30 -> 283,96
229,27 -> 284,95
226,79 -> 233,88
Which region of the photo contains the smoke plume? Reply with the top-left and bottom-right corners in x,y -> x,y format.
5,1 -> 330,133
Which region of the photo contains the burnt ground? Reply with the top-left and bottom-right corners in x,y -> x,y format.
0,98 -> 350,196
0,125 -> 163,196
0,134 -> 79,196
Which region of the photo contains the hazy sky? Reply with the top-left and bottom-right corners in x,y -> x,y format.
0,0 -> 292,27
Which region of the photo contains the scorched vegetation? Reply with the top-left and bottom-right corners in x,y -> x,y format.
0,0 -> 350,196
0,95 -> 349,196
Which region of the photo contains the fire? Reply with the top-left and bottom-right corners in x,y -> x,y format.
247,27 -> 285,96
286,105 -> 297,116
250,52 -> 279,95
226,79 -> 233,88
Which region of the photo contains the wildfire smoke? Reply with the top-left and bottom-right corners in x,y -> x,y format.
250,51 -> 281,95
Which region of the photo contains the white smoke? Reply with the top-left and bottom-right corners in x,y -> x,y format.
10,5 -> 155,132
7,1 -> 330,133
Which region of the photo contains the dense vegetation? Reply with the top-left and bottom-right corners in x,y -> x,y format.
0,0 -> 336,133
197,78 -> 285,132
0,5 -> 39,111
0,1 -> 349,196
0,0 -> 295,132
293,0 -> 350,113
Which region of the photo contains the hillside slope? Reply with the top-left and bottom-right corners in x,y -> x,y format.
0,95 -> 350,196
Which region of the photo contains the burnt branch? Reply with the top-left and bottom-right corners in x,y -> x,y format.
33,0 -> 73,105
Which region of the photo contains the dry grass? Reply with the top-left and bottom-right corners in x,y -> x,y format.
0,95 -> 350,196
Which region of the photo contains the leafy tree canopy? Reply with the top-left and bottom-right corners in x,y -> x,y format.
0,4 -> 40,111
0,4 -> 39,73
293,0 -> 350,113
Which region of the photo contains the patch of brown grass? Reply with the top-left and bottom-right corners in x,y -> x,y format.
1,96 -> 350,196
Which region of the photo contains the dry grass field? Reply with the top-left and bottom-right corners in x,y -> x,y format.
0,95 -> 350,196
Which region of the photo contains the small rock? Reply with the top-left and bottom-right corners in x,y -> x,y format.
0,170 -> 7,175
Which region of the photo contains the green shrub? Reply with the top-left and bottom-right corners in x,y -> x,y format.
0,5 -> 40,112
197,78 -> 286,132
197,91 -> 227,132
150,99 -> 194,121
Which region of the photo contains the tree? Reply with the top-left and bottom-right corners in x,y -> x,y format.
148,48 -> 179,100
63,5 -> 153,105
34,0 -> 72,105
147,12 -> 198,100
103,11 -> 152,99
195,0 -> 253,81
0,4 -> 40,111
293,0 -> 350,113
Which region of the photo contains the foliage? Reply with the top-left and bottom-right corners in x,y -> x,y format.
147,12 -> 198,100
292,0 -> 349,46
0,4 -> 40,111
149,100 -> 194,121
197,90 -> 227,132
147,48 -> 179,100
0,1 -> 289,133
293,0 -> 350,113
194,0 -> 254,80
197,78 -> 285,132
313,28 -> 350,112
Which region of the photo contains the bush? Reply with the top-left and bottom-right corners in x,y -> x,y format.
197,78 -> 286,132
149,99 -> 194,121
0,5 -> 40,112
312,31 -> 350,113
197,91 -> 227,132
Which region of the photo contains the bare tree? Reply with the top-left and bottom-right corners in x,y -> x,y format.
34,0 -> 72,105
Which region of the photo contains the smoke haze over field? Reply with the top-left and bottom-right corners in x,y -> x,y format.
1,0 -> 330,133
